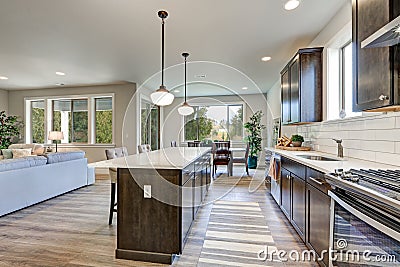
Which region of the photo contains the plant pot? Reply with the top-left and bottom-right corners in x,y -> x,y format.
292,141 -> 302,147
248,156 -> 258,169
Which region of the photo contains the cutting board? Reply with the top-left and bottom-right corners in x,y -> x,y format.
275,145 -> 311,151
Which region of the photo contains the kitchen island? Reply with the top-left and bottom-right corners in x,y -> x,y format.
92,147 -> 211,264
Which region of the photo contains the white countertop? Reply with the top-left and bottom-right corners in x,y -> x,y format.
266,147 -> 400,173
90,147 -> 211,170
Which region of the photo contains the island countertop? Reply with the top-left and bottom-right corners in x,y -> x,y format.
90,147 -> 211,170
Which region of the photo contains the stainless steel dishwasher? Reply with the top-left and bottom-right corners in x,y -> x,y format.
268,153 -> 281,205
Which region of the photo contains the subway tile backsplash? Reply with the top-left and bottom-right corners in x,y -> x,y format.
282,113 -> 400,167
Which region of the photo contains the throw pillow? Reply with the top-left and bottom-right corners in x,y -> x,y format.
0,155 -> 4,160
12,149 -> 32,159
1,149 -> 13,159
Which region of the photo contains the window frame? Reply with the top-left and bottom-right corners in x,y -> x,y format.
139,95 -> 160,151
25,93 -> 115,146
181,102 -> 246,144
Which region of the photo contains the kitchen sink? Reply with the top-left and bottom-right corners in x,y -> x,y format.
297,155 -> 341,161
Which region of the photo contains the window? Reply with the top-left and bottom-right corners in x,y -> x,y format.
95,97 -> 113,144
53,99 -> 88,143
31,100 -> 45,143
327,41 -> 361,120
184,104 -> 244,142
141,99 -> 159,150
26,94 -> 114,145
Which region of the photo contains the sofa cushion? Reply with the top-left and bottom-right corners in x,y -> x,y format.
1,149 -> 13,159
45,151 -> 85,164
8,144 -> 45,155
0,156 -> 47,172
12,149 -> 32,159
26,156 -> 48,167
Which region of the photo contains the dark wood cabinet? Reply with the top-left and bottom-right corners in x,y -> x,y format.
181,177 -> 194,247
353,0 -> 400,111
291,174 -> 306,241
289,57 -> 300,123
281,47 -> 323,125
277,156 -> 331,267
281,69 -> 291,124
116,150 -> 211,264
306,168 -> 331,267
281,167 -> 291,219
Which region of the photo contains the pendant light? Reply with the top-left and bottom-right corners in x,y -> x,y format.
178,53 -> 194,116
150,10 -> 174,106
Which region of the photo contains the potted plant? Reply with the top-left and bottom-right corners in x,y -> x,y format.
0,111 -> 23,149
291,134 -> 304,147
244,111 -> 266,169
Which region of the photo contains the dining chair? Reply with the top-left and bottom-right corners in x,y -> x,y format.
187,140 -> 201,147
212,141 -> 231,177
105,147 -> 128,225
229,143 -> 250,176
138,144 -> 152,153
171,141 -> 177,147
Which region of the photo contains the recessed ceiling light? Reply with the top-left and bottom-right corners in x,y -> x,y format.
55,71 -> 66,76
261,56 -> 272,62
173,89 -> 180,93
242,87 -> 248,90
284,0 -> 300,10
0,76 -> 8,80
56,83 -> 65,86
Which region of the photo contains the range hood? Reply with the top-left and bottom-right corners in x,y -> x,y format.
361,15 -> 400,48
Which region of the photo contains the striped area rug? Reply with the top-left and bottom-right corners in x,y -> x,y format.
198,200 -> 278,267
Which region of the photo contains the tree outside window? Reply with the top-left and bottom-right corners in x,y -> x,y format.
184,104 -> 243,142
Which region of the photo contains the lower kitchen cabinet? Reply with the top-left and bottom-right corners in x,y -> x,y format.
277,156 -> 331,267
181,177 -> 194,246
306,168 -> 331,267
281,167 -> 291,219
291,173 -> 306,241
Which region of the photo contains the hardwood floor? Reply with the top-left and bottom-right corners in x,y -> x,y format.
0,167 -> 317,266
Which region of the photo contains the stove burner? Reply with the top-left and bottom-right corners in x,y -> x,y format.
331,168 -> 400,193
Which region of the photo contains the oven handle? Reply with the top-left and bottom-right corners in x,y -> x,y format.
329,191 -> 400,242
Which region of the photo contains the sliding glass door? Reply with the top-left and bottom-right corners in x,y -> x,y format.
141,100 -> 160,151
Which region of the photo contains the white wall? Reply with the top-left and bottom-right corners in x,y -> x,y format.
8,83 -> 137,163
0,89 -> 8,113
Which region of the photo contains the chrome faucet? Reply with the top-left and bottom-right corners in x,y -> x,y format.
333,139 -> 343,158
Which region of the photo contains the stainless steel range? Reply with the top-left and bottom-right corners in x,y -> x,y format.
325,169 -> 400,267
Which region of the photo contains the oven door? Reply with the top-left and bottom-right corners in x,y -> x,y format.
329,190 -> 400,267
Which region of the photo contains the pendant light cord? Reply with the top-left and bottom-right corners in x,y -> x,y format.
184,56 -> 187,102
161,18 -> 165,86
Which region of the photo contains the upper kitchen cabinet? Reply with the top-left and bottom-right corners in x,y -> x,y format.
281,47 -> 323,125
353,0 -> 400,111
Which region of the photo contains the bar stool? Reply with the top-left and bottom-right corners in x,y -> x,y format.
138,144 -> 152,153
105,147 -> 128,225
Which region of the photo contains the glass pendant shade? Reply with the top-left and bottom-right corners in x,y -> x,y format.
178,102 -> 194,116
150,85 -> 174,106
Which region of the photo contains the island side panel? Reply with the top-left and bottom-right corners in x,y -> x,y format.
116,168 -> 181,263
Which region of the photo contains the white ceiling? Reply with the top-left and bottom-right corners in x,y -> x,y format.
0,0 -> 347,96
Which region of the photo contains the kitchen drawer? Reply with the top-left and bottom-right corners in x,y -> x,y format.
281,157 -> 306,180
306,168 -> 331,194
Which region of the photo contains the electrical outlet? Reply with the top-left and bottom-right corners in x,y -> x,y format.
144,185 -> 151,198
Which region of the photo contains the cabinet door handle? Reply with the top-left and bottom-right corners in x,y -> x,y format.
309,177 -> 325,185
378,95 -> 389,101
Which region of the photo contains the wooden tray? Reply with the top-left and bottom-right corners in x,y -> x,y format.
275,145 -> 311,151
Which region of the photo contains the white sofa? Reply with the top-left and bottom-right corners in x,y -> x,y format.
0,151 -> 90,217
